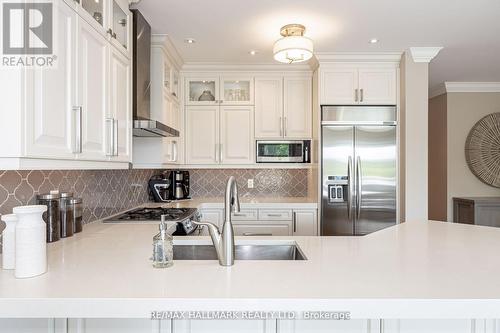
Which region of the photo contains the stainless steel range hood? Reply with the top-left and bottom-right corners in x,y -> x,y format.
131,9 -> 179,138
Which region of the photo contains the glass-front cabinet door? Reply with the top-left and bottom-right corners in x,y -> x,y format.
111,0 -> 129,51
185,77 -> 219,105
81,0 -> 105,27
221,77 -> 254,105
172,70 -> 179,99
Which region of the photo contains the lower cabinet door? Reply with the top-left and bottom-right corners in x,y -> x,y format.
68,318 -> 160,333
278,319 -> 379,333
233,224 -> 291,236
384,319 -> 475,333
173,319 -> 274,333
293,210 -> 317,236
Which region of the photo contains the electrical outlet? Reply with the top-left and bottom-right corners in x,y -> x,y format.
247,179 -> 254,189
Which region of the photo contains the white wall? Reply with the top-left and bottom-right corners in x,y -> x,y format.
446,92 -> 500,220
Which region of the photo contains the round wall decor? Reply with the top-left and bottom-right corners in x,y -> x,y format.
465,112 -> 500,188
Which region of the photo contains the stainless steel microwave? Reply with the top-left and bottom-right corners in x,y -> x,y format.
256,140 -> 311,163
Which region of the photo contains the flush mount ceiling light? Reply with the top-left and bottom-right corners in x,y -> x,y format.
273,24 -> 313,64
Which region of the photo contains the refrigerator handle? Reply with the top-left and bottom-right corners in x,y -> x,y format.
347,156 -> 354,220
356,156 -> 362,219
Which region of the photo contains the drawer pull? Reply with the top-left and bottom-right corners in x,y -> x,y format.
266,213 -> 283,217
243,233 -> 272,236
233,213 -> 248,217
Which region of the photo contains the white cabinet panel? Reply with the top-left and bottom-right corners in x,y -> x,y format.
77,19 -> 108,160
384,319 -> 474,333
186,106 -> 219,164
279,319 -> 379,333
233,224 -> 291,236
109,47 -> 131,161
255,77 -> 283,138
185,77 -> 220,105
220,76 -> 254,105
73,318 -> 156,333
320,68 -> 358,105
25,1 -> 77,158
293,210 -> 317,236
173,320 -> 274,333
220,106 -> 254,164
258,209 -> 293,221
284,77 -> 312,138
199,209 -> 224,229
358,68 -> 397,105
0,318 -> 66,333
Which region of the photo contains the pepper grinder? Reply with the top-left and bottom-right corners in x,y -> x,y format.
151,215 -> 173,268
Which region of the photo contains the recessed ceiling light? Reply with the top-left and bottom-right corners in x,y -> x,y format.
184,38 -> 196,44
249,50 -> 258,55
369,38 -> 379,44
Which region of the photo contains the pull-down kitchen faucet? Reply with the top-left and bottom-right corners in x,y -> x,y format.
192,176 -> 240,266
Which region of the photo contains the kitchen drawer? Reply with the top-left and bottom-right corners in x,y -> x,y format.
231,209 -> 258,221
233,224 -> 291,236
258,209 -> 293,221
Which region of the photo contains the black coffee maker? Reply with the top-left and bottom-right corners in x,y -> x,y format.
170,170 -> 190,200
148,173 -> 171,202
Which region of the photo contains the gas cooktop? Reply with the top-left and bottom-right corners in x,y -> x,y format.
104,207 -> 197,223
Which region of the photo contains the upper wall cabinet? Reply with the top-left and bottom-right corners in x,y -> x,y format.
0,0 -> 131,170
185,76 -> 254,106
320,65 -> 397,105
255,75 -> 312,139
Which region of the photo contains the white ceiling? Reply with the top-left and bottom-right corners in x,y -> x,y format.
135,0 -> 500,90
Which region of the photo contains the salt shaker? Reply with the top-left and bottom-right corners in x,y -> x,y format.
151,215 -> 173,268
1,214 -> 18,270
13,205 -> 47,278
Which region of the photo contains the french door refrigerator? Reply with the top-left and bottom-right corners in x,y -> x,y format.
321,106 -> 397,236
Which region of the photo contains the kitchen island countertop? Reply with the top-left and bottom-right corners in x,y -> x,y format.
1,220 -> 500,318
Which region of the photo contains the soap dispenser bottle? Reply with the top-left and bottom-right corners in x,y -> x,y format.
151,215 -> 174,268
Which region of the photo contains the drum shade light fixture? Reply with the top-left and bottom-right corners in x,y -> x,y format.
273,24 -> 313,64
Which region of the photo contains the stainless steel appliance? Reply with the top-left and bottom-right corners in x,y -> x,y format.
256,140 -> 310,163
103,207 -> 200,235
170,170 -> 190,200
131,10 -> 179,137
321,106 -> 397,236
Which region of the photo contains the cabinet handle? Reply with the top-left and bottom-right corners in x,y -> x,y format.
360,88 -> 364,102
112,32 -> 117,39
113,119 -> 118,156
173,141 -> 178,162
266,213 -> 283,217
219,143 -> 223,163
215,144 -> 218,163
355,89 -> 359,102
105,118 -> 114,156
243,233 -> 272,236
293,212 -> 297,233
284,117 -> 288,137
72,106 -> 82,154
219,100 -> 223,104
106,28 -> 113,36
233,213 -> 247,217
279,117 -> 283,136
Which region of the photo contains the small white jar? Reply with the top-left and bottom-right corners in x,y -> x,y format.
13,205 -> 47,278
1,214 -> 18,270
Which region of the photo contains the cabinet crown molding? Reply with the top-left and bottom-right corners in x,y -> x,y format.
430,82 -> 500,98
409,47 -> 443,63
151,34 -> 184,69
181,62 -> 313,72
315,52 -> 402,63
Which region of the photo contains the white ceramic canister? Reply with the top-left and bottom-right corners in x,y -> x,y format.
12,205 -> 47,278
1,214 -> 18,270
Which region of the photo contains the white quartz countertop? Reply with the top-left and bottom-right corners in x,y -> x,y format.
2,220 -> 500,318
143,196 -> 318,209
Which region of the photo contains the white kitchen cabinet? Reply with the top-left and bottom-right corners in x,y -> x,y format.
320,65 -> 397,105
108,46 -> 132,161
254,77 -> 284,138
220,76 -> 254,105
108,0 -> 131,56
383,319 -> 475,333
67,318 -> 165,333
0,319 -> 67,333
220,106 -> 255,164
320,68 -> 358,105
283,77 -> 312,138
185,77 -> 220,105
199,209 -> 224,228
24,1 -> 77,159
185,106 -> 219,164
358,68 -> 397,105
278,319 -> 380,333
173,319 -> 275,333
77,19 -> 108,160
255,75 -> 312,139
292,210 -> 317,236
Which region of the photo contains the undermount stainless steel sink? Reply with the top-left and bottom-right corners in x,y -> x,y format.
173,243 -> 307,261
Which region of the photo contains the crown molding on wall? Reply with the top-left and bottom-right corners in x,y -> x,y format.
430,82 -> 500,98
151,34 -> 184,69
409,47 -> 443,63
315,52 -> 403,63
181,62 -> 313,72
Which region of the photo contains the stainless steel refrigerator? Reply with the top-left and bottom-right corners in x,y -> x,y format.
321,106 -> 397,236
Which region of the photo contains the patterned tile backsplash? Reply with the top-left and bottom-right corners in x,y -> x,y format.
0,168 -> 312,227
